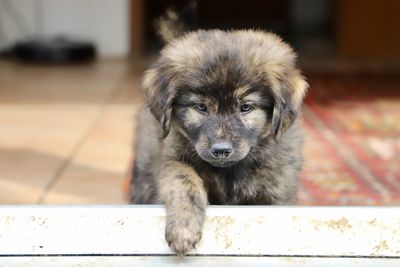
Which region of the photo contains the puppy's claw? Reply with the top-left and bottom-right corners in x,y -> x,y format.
168,237 -> 200,256
165,217 -> 202,256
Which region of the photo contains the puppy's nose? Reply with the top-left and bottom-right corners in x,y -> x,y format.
211,142 -> 233,158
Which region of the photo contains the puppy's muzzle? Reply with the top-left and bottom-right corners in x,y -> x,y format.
210,142 -> 233,159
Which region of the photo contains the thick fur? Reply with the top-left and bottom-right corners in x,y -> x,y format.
130,29 -> 308,255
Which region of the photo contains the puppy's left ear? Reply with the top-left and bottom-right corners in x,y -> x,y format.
142,67 -> 176,138
272,69 -> 308,140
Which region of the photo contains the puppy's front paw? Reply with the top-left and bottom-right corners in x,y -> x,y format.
165,215 -> 202,256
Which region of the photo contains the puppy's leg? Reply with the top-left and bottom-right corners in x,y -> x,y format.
158,161 -> 207,255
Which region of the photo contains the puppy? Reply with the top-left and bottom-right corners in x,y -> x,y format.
130,18 -> 308,255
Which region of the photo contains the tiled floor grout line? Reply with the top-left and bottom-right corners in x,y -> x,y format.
303,106 -> 392,200
36,73 -> 133,204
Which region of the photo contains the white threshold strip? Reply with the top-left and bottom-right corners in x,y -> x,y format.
0,205 -> 399,266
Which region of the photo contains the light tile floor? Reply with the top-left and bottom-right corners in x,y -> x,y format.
0,59 -> 142,204
2,58 -> 398,206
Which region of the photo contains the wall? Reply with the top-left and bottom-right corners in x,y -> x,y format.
0,0 -> 129,58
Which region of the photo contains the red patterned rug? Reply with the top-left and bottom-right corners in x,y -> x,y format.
300,74 -> 400,205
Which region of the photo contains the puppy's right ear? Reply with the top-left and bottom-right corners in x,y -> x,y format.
142,67 -> 176,138
271,69 -> 308,140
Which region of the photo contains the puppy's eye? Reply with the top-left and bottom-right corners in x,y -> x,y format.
240,104 -> 253,113
194,103 -> 208,113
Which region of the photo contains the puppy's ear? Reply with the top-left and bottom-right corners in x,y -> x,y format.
142,67 -> 176,138
272,69 -> 308,140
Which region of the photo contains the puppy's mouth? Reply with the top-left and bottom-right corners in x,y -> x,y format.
207,160 -> 237,168
197,151 -> 246,168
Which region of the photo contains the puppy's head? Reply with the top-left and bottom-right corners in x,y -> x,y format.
143,30 -> 308,167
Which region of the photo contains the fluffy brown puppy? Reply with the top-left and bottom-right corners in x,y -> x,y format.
130,27 -> 308,255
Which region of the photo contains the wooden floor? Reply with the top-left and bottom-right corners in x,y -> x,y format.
0,59 -> 142,204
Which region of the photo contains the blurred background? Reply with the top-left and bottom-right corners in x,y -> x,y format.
0,0 -> 399,205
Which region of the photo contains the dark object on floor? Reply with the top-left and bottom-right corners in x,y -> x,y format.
11,37 -> 96,64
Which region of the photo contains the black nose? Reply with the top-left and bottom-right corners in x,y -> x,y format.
211,142 -> 233,158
